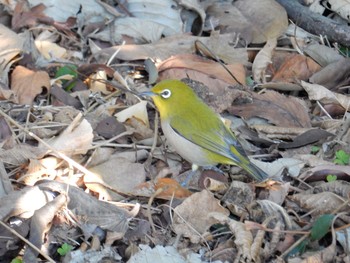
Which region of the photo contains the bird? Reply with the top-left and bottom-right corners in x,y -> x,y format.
140,79 -> 268,184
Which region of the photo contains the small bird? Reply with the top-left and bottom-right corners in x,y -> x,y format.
141,79 -> 268,183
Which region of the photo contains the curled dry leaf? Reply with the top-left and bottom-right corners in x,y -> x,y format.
299,164 -> 350,182
115,101 -> 149,127
210,212 -> 253,261
172,189 -> 229,243
11,65 -> 51,105
255,200 -> 293,229
229,90 -> 311,128
290,192 -> 348,216
222,181 -> 255,218
301,80 -> 350,111
23,194 -> 67,261
253,38 -> 277,83
313,180 -> 350,198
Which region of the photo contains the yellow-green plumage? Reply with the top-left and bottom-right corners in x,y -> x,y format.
144,79 -> 268,182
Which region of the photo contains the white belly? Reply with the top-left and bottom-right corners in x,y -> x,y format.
161,121 -> 217,166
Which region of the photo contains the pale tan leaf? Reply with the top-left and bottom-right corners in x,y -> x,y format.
234,0 -> 288,43
85,155 -> 147,201
34,40 -> 67,59
11,65 -> 51,105
41,114 -> 93,156
301,80 -> 350,110
172,190 -> 229,243
253,38 -> 277,83
115,101 -> 149,127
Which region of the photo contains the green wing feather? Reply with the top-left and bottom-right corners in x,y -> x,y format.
169,115 -> 268,182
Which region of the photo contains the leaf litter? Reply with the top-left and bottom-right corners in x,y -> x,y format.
0,0 -> 350,262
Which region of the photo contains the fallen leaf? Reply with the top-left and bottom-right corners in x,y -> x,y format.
12,2 -> 48,31
252,38 -> 277,82
228,90 -> 311,128
172,189 -> 229,243
234,0 -> 288,43
85,156 -> 146,200
290,192 -> 347,216
11,65 -> 51,105
35,40 -> 67,59
309,57 -> 350,90
301,81 -> 350,110
41,113 -> 93,156
158,54 -> 246,85
272,54 -> 321,83
154,178 -> 192,200
116,101 -> 149,127
97,33 -> 248,65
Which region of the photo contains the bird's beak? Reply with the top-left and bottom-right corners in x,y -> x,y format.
139,91 -> 156,98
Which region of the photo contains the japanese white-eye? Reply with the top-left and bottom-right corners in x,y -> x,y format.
141,79 -> 268,182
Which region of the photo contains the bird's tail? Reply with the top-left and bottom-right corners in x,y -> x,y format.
240,161 -> 269,182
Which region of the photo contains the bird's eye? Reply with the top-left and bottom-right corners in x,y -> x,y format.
161,89 -> 171,99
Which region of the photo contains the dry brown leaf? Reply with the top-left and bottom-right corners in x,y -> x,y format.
154,178 -> 192,200
228,90 -> 311,128
301,81 -> 350,111
272,54 -> 321,83
172,189 -> 229,243
313,180 -> 350,198
11,65 -> 51,105
12,2 -> 48,31
158,54 -> 246,85
252,38 -> 277,83
290,192 -> 348,216
222,181 -> 254,218
299,164 -> 350,181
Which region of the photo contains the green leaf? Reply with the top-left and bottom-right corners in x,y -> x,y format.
57,243 -> 73,256
326,174 -> 337,182
310,214 -> 334,241
310,146 -> 320,154
11,258 -> 22,263
334,150 -> 349,165
55,65 -> 78,91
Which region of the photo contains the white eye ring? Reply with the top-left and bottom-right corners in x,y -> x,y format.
161,89 -> 171,99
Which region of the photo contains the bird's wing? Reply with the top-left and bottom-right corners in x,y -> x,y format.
169,116 -> 248,164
